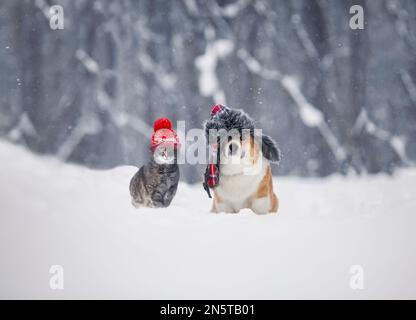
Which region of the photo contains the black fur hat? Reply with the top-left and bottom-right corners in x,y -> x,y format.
204,104 -> 281,163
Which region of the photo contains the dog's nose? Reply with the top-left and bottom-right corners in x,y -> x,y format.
227,142 -> 240,157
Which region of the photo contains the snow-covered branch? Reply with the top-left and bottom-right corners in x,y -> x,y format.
195,29 -> 234,104
386,0 -> 416,50
237,49 -> 347,163
220,0 -> 252,18
75,50 -> 100,74
352,109 -> 413,165
400,70 -> 416,106
33,0 -> 51,21
291,14 -> 319,61
57,112 -> 101,160
182,0 -> 200,16
7,113 -> 37,142
138,52 -> 177,91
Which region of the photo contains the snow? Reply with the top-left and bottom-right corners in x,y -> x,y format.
0,140 -> 415,299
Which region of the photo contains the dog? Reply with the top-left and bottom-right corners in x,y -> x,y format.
203,105 -> 280,214
129,118 -> 180,208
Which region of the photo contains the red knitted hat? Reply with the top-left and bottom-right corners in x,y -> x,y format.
151,118 -> 179,150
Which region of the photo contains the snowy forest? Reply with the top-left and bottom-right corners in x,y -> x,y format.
1,0 -> 416,182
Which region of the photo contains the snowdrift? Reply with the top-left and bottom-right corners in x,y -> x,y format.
0,140 -> 415,299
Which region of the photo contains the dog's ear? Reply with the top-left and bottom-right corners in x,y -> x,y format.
261,134 -> 281,163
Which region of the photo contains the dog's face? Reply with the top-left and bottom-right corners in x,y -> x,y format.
205,108 -> 281,174
219,134 -> 260,176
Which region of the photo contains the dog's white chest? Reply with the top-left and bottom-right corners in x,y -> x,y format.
216,158 -> 268,211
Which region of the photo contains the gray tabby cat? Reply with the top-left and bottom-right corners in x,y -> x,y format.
129,150 -> 179,208
129,117 -> 180,208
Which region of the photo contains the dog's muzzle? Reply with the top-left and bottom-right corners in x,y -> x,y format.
224,140 -> 246,160
226,141 -> 240,157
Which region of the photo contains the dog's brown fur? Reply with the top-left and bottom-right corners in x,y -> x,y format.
211,137 -> 279,214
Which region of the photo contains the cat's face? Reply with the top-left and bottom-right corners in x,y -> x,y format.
153,144 -> 176,164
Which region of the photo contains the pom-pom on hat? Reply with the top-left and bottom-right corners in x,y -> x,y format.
151,117 -> 180,150
153,117 -> 172,132
210,104 -> 227,118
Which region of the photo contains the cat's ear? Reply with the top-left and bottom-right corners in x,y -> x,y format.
261,134 -> 281,163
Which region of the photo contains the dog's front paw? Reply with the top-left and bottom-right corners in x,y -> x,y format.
251,197 -> 270,214
212,201 -> 237,214
251,195 -> 279,214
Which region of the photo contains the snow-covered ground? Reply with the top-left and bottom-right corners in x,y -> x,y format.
0,140 -> 415,299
